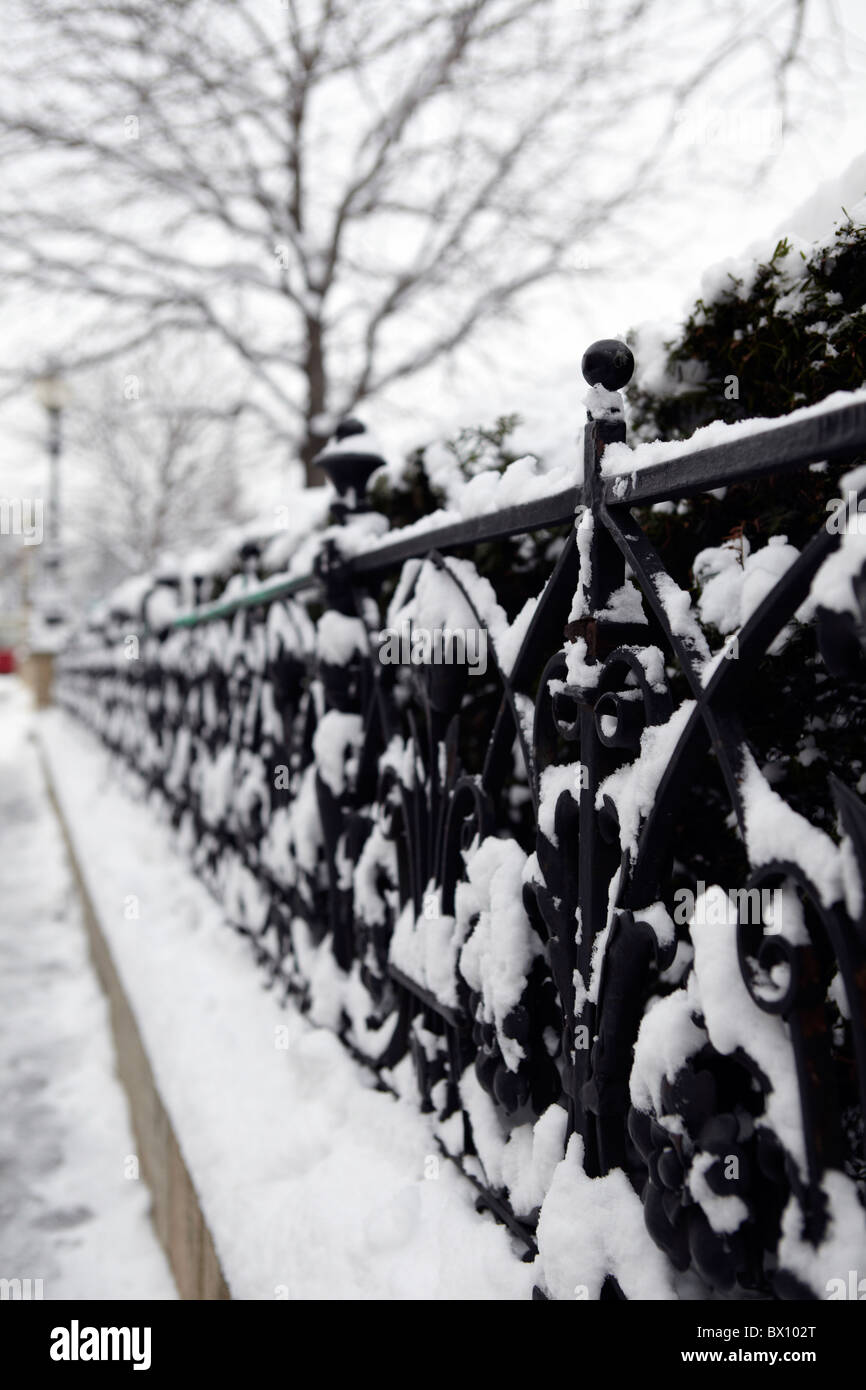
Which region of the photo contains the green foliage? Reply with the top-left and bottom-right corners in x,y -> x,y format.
443,413 -> 525,478
367,413 -> 526,532
625,214 -> 866,589
367,446 -> 446,531
628,218 -> 866,442
625,209 -> 866,840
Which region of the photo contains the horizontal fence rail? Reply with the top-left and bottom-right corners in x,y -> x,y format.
56,340 -> 866,1299
165,398 -> 866,631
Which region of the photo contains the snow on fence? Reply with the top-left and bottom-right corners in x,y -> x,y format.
55,341 -> 866,1300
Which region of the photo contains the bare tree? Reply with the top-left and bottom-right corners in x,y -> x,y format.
0,0 -> 834,481
62,345 -> 248,598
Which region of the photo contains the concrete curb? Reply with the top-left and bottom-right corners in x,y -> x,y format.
39,746 -> 230,1301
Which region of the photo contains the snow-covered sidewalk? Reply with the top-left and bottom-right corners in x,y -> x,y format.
35,694 -> 535,1300
0,676 -> 175,1299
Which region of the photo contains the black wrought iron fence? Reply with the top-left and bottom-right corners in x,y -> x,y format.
55,340 -> 866,1300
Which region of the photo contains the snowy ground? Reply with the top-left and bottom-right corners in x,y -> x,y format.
0,676 -> 176,1299
34,688 -> 536,1300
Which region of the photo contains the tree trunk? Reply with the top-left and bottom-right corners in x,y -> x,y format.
301,315 -> 328,487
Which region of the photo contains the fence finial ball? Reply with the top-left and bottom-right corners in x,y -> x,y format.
581,339 -> 634,391
334,418 -> 366,442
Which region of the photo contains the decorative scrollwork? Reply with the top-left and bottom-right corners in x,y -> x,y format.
53,340 -> 866,1297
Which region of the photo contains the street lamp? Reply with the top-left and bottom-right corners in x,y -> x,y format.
34,365 -> 71,620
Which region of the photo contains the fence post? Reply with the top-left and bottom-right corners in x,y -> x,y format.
313,420 -> 386,969
570,340 -> 637,1174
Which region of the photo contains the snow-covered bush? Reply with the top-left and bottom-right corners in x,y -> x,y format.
624,206 -> 866,844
